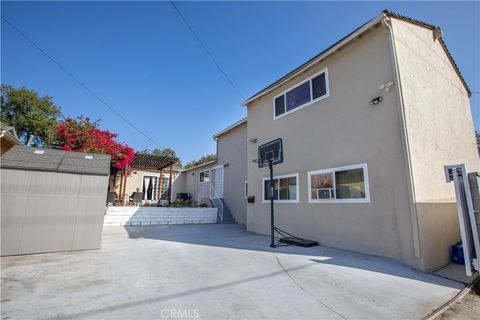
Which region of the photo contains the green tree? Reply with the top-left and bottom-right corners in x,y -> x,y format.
1,84 -> 62,146
140,148 -> 181,165
184,153 -> 216,169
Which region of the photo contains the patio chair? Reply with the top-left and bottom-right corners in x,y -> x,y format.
106,192 -> 118,205
131,192 -> 143,206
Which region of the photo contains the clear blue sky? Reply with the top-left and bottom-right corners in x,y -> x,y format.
2,1 -> 479,163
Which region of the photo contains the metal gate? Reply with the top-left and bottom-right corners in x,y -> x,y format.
210,166 -> 224,199
445,164 -> 480,276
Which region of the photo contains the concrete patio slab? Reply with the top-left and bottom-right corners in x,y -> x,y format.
433,263 -> 478,285
1,224 -> 465,320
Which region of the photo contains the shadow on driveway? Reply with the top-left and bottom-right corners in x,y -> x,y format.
124,223 -> 464,289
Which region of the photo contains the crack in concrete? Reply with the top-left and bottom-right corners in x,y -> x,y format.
274,255 -> 348,320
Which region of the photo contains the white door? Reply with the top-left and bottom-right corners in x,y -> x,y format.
211,166 -> 224,199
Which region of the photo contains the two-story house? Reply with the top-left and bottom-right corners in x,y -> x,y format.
241,10 -> 479,272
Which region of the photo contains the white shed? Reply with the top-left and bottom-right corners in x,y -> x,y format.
1,145 -> 111,256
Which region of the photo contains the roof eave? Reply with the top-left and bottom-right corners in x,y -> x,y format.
212,118 -> 247,139
181,160 -> 217,172
242,10 -> 472,104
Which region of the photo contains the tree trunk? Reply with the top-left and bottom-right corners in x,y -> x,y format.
25,133 -> 34,146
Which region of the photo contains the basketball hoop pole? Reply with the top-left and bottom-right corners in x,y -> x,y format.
269,159 -> 275,248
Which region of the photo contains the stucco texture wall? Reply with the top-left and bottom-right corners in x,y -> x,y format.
110,168 -> 183,204
183,163 -> 217,205
217,122 -> 247,224
246,26 -> 420,269
392,18 -> 480,270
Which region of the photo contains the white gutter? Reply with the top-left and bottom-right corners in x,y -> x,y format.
242,14 -> 384,106
383,16 -> 421,259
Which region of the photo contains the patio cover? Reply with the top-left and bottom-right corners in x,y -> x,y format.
129,153 -> 177,172
118,153 -> 178,205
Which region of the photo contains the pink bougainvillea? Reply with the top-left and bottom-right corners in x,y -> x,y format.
54,116 -> 135,171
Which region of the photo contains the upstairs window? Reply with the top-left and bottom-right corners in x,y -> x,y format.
273,68 -> 329,119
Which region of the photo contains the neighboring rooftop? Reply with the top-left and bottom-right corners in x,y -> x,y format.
242,10 -> 470,105
1,145 -> 111,176
0,122 -> 21,145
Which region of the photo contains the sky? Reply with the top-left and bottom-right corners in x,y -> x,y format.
2,1 -> 479,163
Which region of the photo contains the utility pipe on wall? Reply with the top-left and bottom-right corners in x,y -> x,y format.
382,16 -> 421,259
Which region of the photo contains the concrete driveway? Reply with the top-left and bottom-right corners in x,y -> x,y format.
1,224 -> 464,319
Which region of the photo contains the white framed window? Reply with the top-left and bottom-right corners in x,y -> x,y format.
244,180 -> 248,199
308,163 -> 370,203
262,173 -> 299,203
199,170 -> 210,183
273,68 -> 329,120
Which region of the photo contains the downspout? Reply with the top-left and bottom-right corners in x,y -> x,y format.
382,17 -> 421,259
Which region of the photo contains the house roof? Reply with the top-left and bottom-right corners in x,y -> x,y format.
129,153 -> 178,172
181,160 -> 217,172
242,10 -> 471,105
0,122 -> 21,145
0,145 -> 111,176
212,118 -> 247,139
382,10 -> 471,97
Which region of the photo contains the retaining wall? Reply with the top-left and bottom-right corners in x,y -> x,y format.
104,207 -> 217,226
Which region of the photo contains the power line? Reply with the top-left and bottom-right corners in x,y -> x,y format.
1,15 -> 163,149
169,1 -> 245,100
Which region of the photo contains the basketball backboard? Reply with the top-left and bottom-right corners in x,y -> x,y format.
258,138 -> 283,168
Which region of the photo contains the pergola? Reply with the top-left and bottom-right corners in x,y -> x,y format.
118,153 -> 177,205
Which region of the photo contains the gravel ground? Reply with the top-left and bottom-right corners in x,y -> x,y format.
438,281 -> 480,320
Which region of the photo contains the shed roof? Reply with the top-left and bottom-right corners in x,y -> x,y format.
242,10 -> 471,105
1,145 -> 111,176
129,153 -> 177,172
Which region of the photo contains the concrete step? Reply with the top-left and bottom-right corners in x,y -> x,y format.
211,198 -> 236,224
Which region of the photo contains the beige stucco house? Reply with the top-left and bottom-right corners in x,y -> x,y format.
181,118 -> 247,224
240,11 -> 479,272
108,10 -> 478,272
109,164 -> 183,206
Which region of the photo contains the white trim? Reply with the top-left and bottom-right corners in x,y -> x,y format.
244,180 -> 248,199
262,173 -> 299,204
272,68 -> 330,120
199,169 -> 210,184
308,163 -> 370,203
241,14 -> 383,105
212,118 -> 247,139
